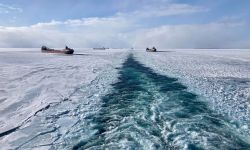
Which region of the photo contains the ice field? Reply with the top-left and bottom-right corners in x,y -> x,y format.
0,49 -> 249,149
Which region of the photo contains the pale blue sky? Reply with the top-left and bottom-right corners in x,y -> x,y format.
0,0 -> 249,26
0,0 -> 250,48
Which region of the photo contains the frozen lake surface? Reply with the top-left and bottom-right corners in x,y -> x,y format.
0,49 -> 249,149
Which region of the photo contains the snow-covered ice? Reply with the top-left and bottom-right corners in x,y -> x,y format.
0,48 -> 249,149
0,49 -> 128,149
134,49 -> 250,124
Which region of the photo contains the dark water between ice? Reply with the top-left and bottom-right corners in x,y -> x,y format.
73,54 -> 249,149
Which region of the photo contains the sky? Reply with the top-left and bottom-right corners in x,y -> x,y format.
0,0 -> 250,48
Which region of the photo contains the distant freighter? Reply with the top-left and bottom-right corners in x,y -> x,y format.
93,47 -> 109,50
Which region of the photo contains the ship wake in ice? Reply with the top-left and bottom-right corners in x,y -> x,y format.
72,54 -> 249,149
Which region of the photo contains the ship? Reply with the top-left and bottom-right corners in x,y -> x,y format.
41,46 -> 74,54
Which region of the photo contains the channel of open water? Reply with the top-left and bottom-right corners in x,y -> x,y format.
73,54 -> 249,149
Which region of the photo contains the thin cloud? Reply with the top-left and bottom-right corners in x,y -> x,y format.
0,3 -> 22,14
117,3 -> 208,18
134,4 -> 208,18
